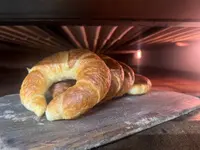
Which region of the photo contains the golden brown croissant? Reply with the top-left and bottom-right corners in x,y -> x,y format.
51,72 -> 152,101
50,56 -> 152,100
128,74 -> 152,95
20,49 -> 111,120
50,80 -> 76,98
115,62 -> 135,97
50,55 -> 125,103
99,55 -> 124,101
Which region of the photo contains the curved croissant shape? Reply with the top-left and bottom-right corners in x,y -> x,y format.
128,74 -> 152,95
49,58 -> 152,96
20,49 -> 111,120
50,59 -> 152,99
50,80 -> 76,98
50,55 -> 124,102
50,69 -> 152,100
115,62 -> 135,97
100,55 -> 124,101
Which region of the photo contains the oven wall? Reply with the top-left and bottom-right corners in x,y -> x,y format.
131,43 -> 200,74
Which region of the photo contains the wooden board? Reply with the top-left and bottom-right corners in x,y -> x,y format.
0,91 -> 200,150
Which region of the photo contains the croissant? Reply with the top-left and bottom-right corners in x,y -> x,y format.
99,55 -> 124,101
128,74 -> 152,95
50,80 -> 76,98
50,56 -> 133,101
51,73 -> 152,101
50,56 -> 152,100
115,62 -> 135,97
20,49 -> 111,120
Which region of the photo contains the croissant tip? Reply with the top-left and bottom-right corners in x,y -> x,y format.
35,110 -> 45,117
45,108 -> 62,121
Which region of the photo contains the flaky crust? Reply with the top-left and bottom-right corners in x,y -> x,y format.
115,62 -> 135,97
50,80 -> 76,98
20,49 -> 152,121
128,74 -> 152,95
20,70 -> 48,117
50,59 -> 152,99
99,55 -> 124,101
50,55 -> 125,102
20,49 -> 111,120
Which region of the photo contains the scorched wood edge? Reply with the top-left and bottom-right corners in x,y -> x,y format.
0,91 -> 199,149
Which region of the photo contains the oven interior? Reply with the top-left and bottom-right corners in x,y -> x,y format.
1,1 -> 200,149
1,0 -> 200,97
1,25 -> 199,97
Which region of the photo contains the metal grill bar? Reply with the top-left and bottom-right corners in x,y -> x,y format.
98,26 -> 118,52
104,26 -> 134,51
148,28 -> 200,44
0,28 -> 61,51
112,26 -> 149,50
130,27 -> 173,46
80,26 -> 89,49
0,27 -> 61,48
62,26 -> 83,48
0,25 -> 199,54
173,31 -> 200,42
93,26 -> 101,52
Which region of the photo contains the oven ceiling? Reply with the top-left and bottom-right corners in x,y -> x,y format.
0,26 -> 200,53
0,0 -> 200,25
0,1 -> 200,53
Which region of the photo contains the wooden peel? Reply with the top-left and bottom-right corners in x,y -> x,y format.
0,91 -> 199,149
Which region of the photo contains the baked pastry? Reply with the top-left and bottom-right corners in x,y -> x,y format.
128,74 -> 152,95
115,62 -> 135,97
99,55 -> 124,101
20,49 -> 111,120
50,59 -> 152,99
50,80 -> 76,98
20,49 -> 151,121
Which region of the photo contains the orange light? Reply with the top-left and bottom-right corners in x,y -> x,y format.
176,42 -> 189,47
135,50 -> 142,59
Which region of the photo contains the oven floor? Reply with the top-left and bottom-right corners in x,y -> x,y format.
1,66 -> 200,150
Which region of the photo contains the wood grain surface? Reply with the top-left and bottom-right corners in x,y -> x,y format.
0,91 -> 200,149
96,108 -> 200,150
